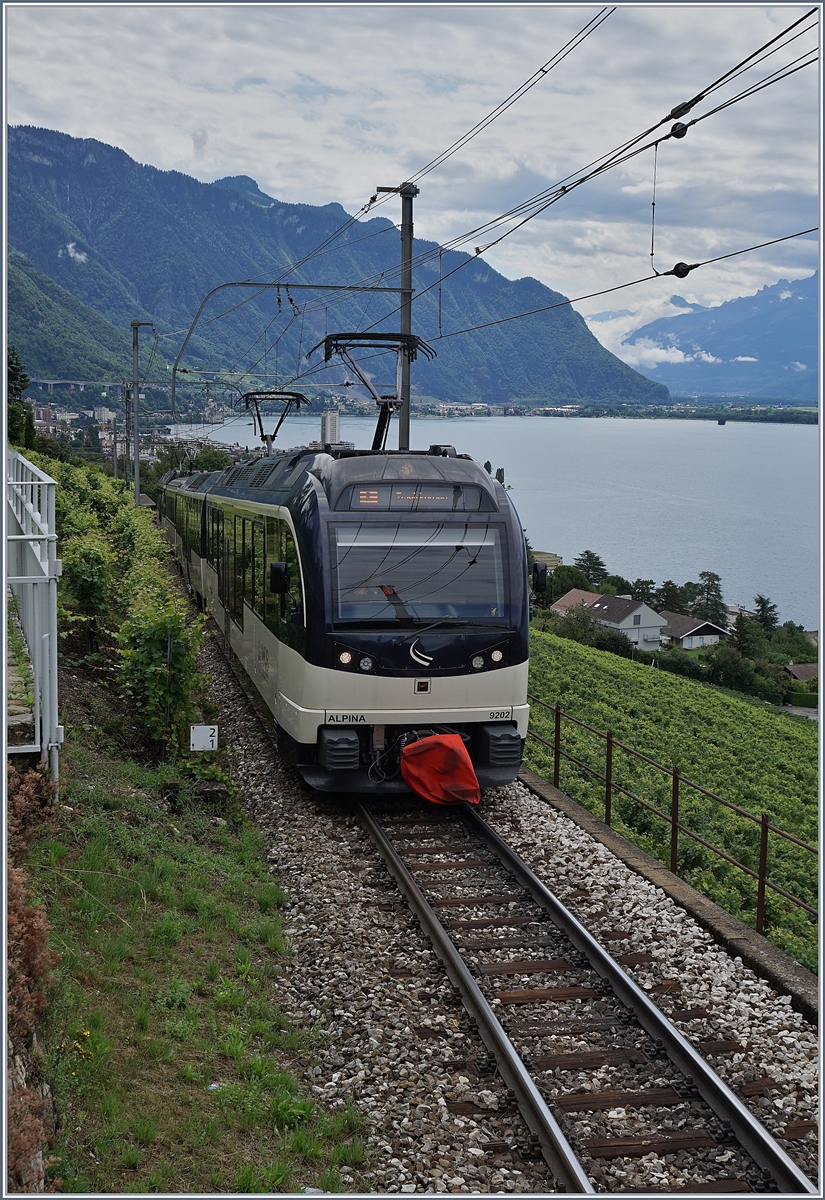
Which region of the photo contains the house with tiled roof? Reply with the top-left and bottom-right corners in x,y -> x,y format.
783,661 -> 818,684
659,610 -> 728,650
550,589 -> 667,649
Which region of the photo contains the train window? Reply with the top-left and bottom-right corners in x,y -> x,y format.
251,521 -> 265,619
243,519 -> 254,607
331,522 -> 508,624
261,515 -> 305,652
231,515 -> 244,627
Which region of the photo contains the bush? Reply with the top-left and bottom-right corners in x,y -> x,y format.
7,862 -> 59,1050
119,604 -> 205,747
7,764 -> 57,863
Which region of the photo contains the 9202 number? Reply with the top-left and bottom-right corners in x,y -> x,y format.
488,710 -> 510,720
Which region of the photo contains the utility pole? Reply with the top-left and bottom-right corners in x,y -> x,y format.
377,182 -> 419,451
131,320 -> 154,508
124,388 -> 131,490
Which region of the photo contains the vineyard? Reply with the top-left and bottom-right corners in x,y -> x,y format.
527,632 -> 818,969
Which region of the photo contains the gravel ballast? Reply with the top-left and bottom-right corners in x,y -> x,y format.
203,632 -> 818,1192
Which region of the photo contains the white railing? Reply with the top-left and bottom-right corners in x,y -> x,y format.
5,449 -> 63,781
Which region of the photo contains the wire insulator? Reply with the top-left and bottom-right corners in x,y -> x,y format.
671,122 -> 688,139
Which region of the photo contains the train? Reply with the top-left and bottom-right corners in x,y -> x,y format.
157,442 -> 530,795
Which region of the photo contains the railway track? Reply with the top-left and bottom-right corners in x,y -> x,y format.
358,800 -> 817,1195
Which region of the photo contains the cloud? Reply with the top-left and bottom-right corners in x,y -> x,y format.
732,356 -> 758,362
59,242 -> 87,264
790,361 -> 808,371
4,4 -> 818,316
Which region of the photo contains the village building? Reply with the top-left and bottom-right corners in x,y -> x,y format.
658,611 -> 729,650
550,589 -> 667,648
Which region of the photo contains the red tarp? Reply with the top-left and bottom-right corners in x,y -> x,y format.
400,734 -> 481,806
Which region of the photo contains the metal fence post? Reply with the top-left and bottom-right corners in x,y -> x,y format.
670,765 -> 680,873
553,703 -> 561,788
756,812 -> 770,934
605,730 -> 613,826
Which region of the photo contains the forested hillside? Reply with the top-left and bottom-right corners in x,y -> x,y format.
8,125 -> 668,406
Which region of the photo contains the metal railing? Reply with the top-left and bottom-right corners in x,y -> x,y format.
526,694 -> 817,935
6,450 -> 62,781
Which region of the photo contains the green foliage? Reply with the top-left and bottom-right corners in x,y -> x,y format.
191,446 -> 233,472
691,570 -> 726,624
754,593 -> 780,633
542,563 -> 592,604
600,574 -> 632,596
573,550 -> 607,586
61,534 -> 116,653
528,631 -> 818,967
654,579 -> 685,613
119,604 -> 205,747
537,604 -> 634,659
28,447 -> 202,749
630,578 -> 656,604
8,343 -> 30,404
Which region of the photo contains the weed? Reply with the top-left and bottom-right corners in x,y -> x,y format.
319,1165 -> 342,1192
177,1062 -> 201,1084
155,977 -> 191,1009
214,976 -> 245,1010
148,912 -> 186,948
331,1100 -> 367,1139
254,882 -> 287,912
291,1125 -> 324,1161
99,1092 -> 120,1121
333,1137 -> 366,1167
206,961 -> 220,982
134,1117 -> 157,1146
119,1145 -> 142,1169
134,1007 -> 150,1032
236,946 -> 253,978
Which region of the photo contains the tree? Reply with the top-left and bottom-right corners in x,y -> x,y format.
494,467 -> 505,486
546,563 -> 592,603
655,580 -> 685,614
601,574 -> 632,596
7,345 -> 29,405
753,593 -> 779,633
731,613 -> 767,659
573,550 -> 607,586
23,405 -> 36,450
691,570 -> 725,625
483,460 -> 492,474
631,579 -> 656,604
192,446 -> 233,472
679,580 -> 702,610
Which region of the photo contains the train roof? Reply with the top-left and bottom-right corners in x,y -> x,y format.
160,445 -> 503,508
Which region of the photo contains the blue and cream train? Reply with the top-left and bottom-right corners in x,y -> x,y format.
157,444 -> 530,793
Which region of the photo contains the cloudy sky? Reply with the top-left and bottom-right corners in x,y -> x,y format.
5,3 -> 820,357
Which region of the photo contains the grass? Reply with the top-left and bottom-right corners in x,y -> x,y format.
528,630 -> 819,969
25,729 -> 371,1193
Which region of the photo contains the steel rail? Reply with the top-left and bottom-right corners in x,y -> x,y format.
463,805 -> 818,1195
356,802 -> 596,1194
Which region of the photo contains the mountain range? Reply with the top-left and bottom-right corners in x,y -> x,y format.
7,126 -> 668,407
621,273 -> 818,401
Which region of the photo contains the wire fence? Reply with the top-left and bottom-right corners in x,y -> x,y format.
526,694 -> 816,937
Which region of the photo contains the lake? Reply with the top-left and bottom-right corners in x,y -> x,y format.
168,414 -> 820,629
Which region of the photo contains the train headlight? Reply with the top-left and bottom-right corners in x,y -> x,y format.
491,649 -> 504,663
359,656 -> 374,672
339,651 -> 353,665
471,655 -> 485,670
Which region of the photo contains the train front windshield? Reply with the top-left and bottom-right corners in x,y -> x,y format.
331,523 -> 508,623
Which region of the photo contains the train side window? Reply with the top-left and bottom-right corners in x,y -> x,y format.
232,515 -> 244,626
282,526 -> 303,624
252,521 -> 265,619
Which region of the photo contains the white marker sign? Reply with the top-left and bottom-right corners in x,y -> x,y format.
190,725 -> 218,751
